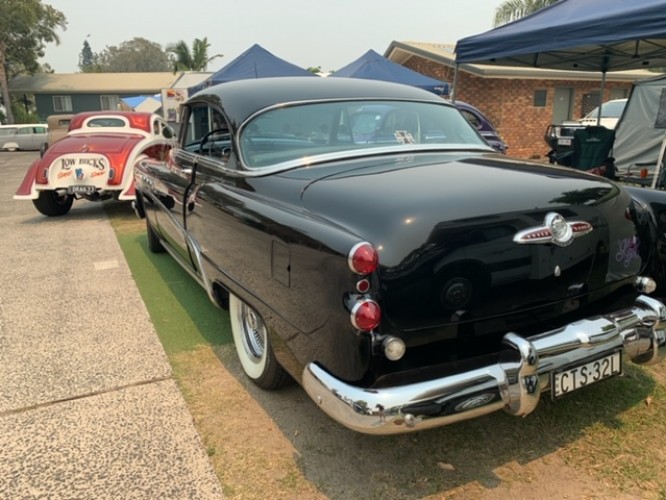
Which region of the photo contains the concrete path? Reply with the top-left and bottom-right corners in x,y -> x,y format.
0,152 -> 224,499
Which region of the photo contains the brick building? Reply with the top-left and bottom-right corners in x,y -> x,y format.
385,41 -> 658,160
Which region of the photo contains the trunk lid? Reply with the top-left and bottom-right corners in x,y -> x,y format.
299,154 -> 639,332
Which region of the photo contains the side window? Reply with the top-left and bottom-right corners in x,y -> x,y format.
181,104 -> 231,160
460,109 -> 481,129
18,128 -> 32,135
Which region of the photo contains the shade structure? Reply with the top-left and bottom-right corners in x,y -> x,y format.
189,44 -> 315,94
331,49 -> 448,95
455,0 -> 666,73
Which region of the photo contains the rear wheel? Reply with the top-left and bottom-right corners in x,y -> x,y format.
229,294 -> 290,389
32,190 -> 73,216
146,219 -> 165,253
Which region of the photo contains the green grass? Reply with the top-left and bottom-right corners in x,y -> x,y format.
107,202 -> 231,355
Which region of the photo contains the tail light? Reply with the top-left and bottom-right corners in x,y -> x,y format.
351,299 -> 381,332
348,242 -> 378,275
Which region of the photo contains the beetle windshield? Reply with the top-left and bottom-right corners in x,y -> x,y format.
239,100 -> 491,169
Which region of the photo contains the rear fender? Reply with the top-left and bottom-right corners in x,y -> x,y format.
13,157 -> 43,199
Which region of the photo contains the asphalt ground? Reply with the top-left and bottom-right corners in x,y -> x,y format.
0,152 -> 224,499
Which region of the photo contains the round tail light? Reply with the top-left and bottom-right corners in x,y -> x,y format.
351,299 -> 381,332
348,242 -> 378,275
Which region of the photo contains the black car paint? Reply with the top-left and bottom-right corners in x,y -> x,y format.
136,77 -> 666,389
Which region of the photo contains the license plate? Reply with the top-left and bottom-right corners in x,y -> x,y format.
551,351 -> 622,399
68,185 -> 96,194
557,138 -> 572,146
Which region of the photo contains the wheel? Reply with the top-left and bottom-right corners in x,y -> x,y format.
32,190 -> 73,216
146,218 -> 165,253
229,294 -> 290,390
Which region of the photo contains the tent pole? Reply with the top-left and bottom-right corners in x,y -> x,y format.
596,70 -> 607,125
651,132 -> 666,189
450,64 -> 459,102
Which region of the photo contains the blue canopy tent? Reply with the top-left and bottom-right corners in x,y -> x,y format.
455,0 -> 666,183
331,49 -> 449,95
189,44 -> 315,94
455,0 -> 666,100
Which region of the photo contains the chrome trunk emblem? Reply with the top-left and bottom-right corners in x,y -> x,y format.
514,212 -> 592,247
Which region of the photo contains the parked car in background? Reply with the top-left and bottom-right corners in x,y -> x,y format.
577,98 -> 628,129
134,77 -> 666,435
0,123 -> 47,151
454,100 -> 508,153
14,111 -> 175,216
40,113 -> 74,156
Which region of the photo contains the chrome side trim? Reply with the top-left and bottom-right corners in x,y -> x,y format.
302,294 -> 666,435
185,234 -> 218,306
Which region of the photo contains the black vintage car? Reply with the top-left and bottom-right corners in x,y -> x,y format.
133,77 -> 666,435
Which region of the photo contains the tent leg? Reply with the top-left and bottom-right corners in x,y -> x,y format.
650,131 -> 666,189
450,64 -> 459,102
596,71 -> 607,125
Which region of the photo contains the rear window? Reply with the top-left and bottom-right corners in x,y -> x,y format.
87,118 -> 126,128
239,100 -> 489,169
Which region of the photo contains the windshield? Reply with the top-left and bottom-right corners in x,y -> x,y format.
583,100 -> 626,119
239,100 -> 490,169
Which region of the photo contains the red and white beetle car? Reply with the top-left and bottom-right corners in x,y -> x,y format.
14,111 -> 175,216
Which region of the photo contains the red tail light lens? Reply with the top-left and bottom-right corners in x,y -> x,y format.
351,299 -> 381,332
348,242 -> 378,275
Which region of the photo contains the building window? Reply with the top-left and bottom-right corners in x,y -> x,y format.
53,95 -> 73,112
582,93 -> 601,116
100,95 -> 121,110
533,89 -> 547,107
610,88 -> 628,100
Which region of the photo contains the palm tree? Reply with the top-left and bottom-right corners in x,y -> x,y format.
493,0 -> 559,26
166,37 -> 223,72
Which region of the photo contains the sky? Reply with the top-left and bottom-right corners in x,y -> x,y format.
42,0 -> 503,74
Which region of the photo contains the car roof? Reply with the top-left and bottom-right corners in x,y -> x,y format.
188,76 -> 450,125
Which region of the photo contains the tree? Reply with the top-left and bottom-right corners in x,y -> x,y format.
0,0 -> 66,123
166,37 -> 223,72
78,39 -> 99,72
95,37 -> 171,72
493,0 -> 559,26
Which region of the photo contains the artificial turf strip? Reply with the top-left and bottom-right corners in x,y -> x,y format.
116,232 -> 232,355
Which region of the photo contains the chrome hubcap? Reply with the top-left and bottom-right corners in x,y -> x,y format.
240,303 -> 266,362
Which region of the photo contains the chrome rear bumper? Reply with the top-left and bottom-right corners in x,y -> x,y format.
302,295 -> 666,435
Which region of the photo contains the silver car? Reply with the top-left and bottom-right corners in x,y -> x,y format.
0,123 -> 48,151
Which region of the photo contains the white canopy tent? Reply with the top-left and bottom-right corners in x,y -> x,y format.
614,74 -> 666,187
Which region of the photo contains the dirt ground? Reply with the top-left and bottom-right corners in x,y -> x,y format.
173,345 -> 654,500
